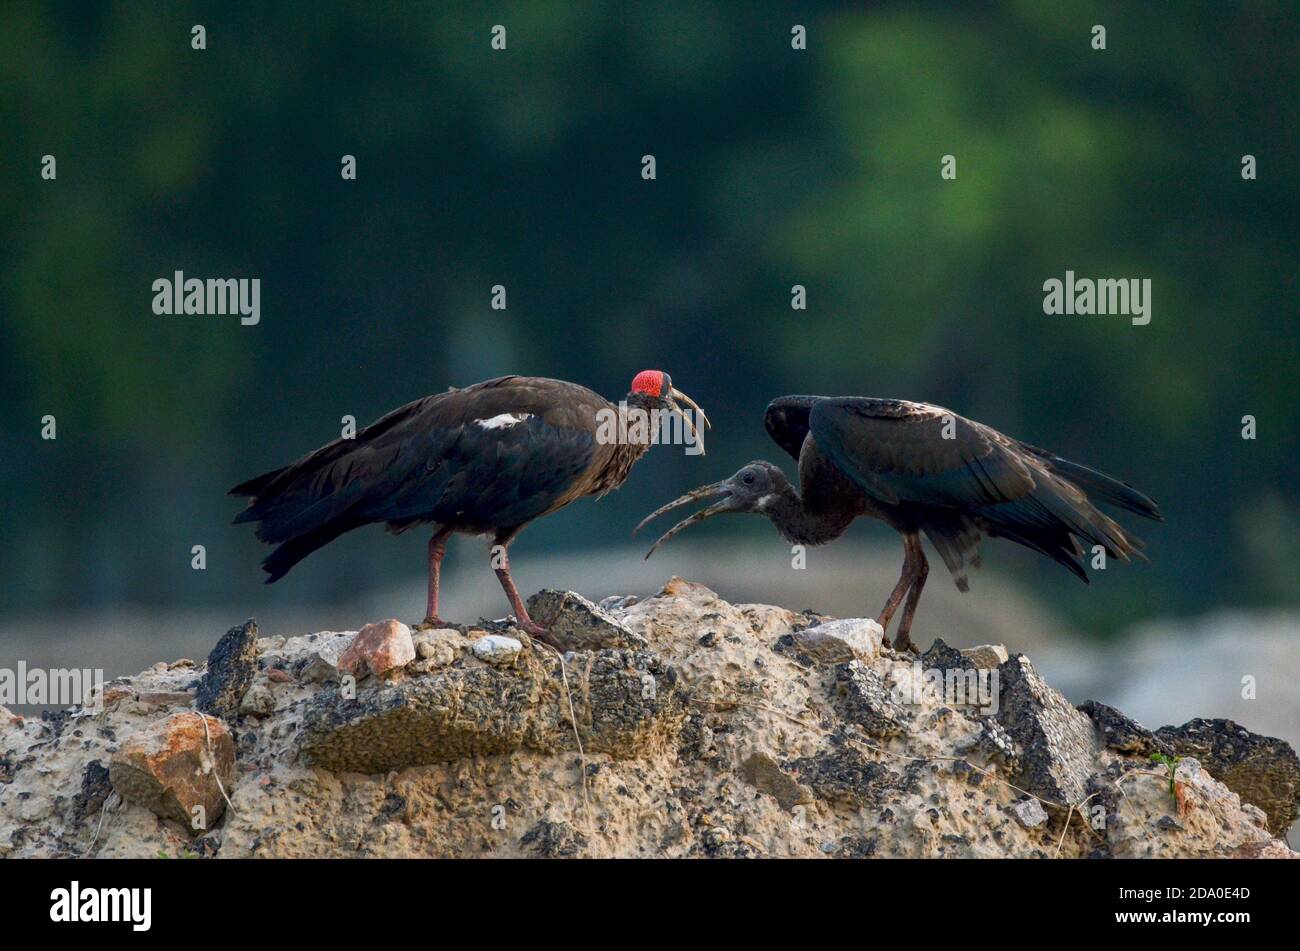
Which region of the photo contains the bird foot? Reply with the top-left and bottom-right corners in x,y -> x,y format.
414,615 -> 451,632
512,617 -> 563,648
890,634 -> 919,655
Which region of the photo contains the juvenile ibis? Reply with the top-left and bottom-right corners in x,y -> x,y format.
232,372 -> 708,642
637,396 -> 1161,652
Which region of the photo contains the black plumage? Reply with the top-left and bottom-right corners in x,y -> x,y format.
638,395 -> 1162,651
233,372 -> 707,640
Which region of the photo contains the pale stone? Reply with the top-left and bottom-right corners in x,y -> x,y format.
961,644 -> 1009,668
471,634 -> 523,666
1009,797 -> 1048,828
793,618 -> 883,663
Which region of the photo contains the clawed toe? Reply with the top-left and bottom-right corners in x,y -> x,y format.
514,618 -> 561,647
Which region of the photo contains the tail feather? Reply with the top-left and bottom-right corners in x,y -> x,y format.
921,511 -> 984,592
230,466 -> 288,498
232,447 -> 374,580
1025,477 -> 1140,562
923,459 -> 1153,588
260,516 -> 360,583
986,522 -> 1089,583
1019,443 -> 1163,521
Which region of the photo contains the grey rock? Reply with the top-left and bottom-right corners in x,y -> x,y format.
921,638 -> 968,674
298,633 -> 351,684
525,590 -> 647,652
239,684 -> 275,718
831,660 -> 909,737
995,654 -> 1098,805
1154,717 -> 1300,837
960,644 -> 1009,669
1009,797 -> 1048,829
299,647 -> 684,773
75,760 -> 112,819
521,818 -> 587,858
1078,699 -> 1169,756
677,713 -> 714,763
793,618 -> 883,664
136,691 -> 195,708
598,594 -> 641,613
196,619 -> 260,720
957,718 -> 1022,766
831,835 -> 879,858
791,743 -> 905,807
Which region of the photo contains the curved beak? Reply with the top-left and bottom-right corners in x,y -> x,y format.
634,479 -> 738,559
669,387 -> 711,455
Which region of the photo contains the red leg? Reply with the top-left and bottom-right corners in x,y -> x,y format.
892,535 -> 928,654
876,533 -> 918,632
423,528 -> 453,625
876,569 -> 913,632
492,547 -> 556,644
876,532 -> 927,652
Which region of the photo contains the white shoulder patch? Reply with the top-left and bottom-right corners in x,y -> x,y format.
474,412 -> 534,430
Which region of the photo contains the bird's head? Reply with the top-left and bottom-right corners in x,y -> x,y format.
635,460 -> 791,558
625,369 -> 711,454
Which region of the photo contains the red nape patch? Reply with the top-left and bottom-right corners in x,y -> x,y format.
630,369 -> 665,397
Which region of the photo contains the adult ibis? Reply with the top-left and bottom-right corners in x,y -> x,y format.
637,396 -> 1161,652
232,371 -> 708,642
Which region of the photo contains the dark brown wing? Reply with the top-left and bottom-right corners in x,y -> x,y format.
763,396 -> 823,461
232,376 -> 611,581
809,398 -> 1152,584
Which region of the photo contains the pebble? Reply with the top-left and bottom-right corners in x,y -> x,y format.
472,635 -> 523,666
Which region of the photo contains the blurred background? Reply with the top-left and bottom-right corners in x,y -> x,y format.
1,1 -> 1296,788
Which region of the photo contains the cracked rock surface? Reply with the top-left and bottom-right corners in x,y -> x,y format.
195,620 -> 259,721
299,645 -> 683,773
0,578 -> 1293,858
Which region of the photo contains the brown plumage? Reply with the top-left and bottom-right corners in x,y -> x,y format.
233,372 -> 708,641
638,395 -> 1162,652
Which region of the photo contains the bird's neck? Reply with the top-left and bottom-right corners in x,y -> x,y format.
590,435 -> 653,497
607,400 -> 659,465
764,482 -> 855,546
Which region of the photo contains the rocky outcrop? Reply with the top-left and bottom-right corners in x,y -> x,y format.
524,589 -> 647,651
0,578 -> 1294,858
1153,718 -> 1300,837
298,645 -> 683,773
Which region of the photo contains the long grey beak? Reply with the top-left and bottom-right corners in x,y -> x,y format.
669,387 -> 711,455
634,480 -> 736,559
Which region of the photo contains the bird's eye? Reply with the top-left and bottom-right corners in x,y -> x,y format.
742,473 -> 755,485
